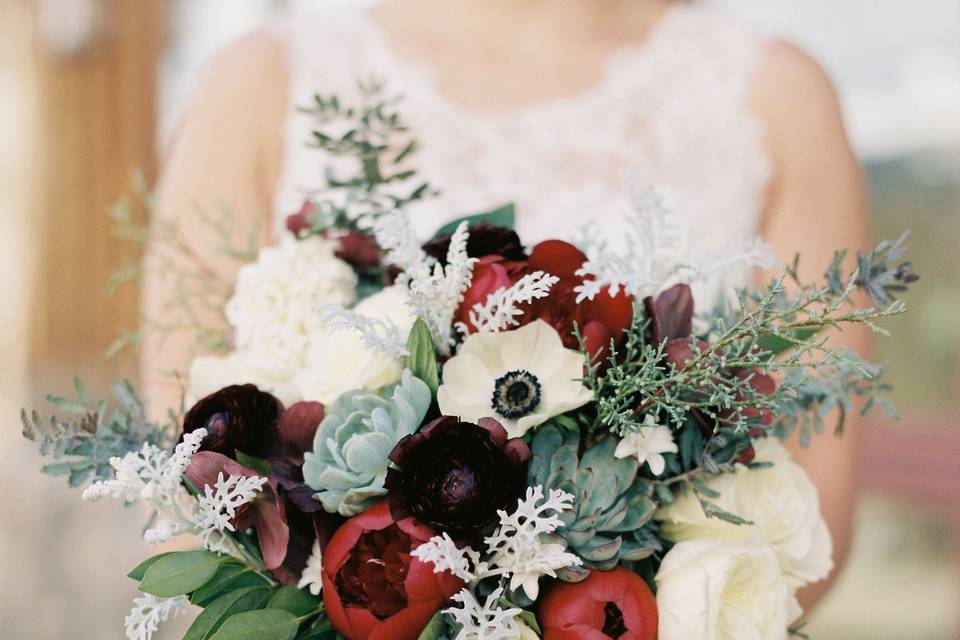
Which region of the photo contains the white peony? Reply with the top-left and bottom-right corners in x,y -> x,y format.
656,539 -> 802,640
225,236 -> 357,377
437,320 -> 593,438
656,437 -> 833,589
295,285 -> 416,404
186,352 -> 302,407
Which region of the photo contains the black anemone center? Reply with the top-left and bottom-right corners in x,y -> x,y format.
491,370 -> 542,419
602,601 -> 628,637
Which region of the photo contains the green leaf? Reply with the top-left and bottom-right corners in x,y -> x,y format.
235,450 -> 273,477
755,328 -> 820,355
139,550 -> 225,597
402,318 -> 439,397
517,609 -> 541,634
699,499 -> 753,526
208,609 -> 300,640
184,587 -> 273,640
432,203 -> 515,237
127,552 -> 177,581
416,612 -> 446,640
190,564 -> 270,607
267,586 -> 322,617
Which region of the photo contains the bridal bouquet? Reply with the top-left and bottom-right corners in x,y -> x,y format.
24,82 -> 916,640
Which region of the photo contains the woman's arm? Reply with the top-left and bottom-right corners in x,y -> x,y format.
752,41 -> 872,611
141,31 -> 288,417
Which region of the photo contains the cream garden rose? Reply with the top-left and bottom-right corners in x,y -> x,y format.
295,285 -> 416,403
656,539 -> 802,640
656,437 -> 833,589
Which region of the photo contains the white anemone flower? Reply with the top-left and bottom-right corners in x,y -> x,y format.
438,320 -> 592,438
614,414 -> 679,476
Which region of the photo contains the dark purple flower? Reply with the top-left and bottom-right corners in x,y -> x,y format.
385,417 -> 530,540
643,284 -> 694,348
182,385 -> 284,460
422,222 -> 527,264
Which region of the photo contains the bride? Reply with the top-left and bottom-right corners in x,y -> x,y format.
145,0 -> 869,612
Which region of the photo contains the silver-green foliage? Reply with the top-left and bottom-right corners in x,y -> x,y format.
21,377 -> 173,487
302,370 -> 431,516
527,424 -> 659,580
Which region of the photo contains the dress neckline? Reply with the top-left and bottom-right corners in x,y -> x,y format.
354,4 -> 683,122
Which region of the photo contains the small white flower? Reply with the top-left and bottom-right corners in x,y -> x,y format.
438,320 -> 592,438
655,538 -> 801,640
614,415 -> 679,476
297,539 -> 324,596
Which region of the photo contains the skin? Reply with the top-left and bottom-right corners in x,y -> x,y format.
147,0 -> 870,613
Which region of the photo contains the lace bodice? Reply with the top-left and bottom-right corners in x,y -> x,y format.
269,3 -> 772,297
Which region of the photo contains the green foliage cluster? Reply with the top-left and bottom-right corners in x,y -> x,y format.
130,550 -> 338,640
21,377 -> 174,486
298,78 -> 436,233
106,170 -> 260,362
527,425 -> 660,576
579,238 -> 916,524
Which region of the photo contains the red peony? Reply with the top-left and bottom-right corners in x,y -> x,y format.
520,240 -> 634,358
323,500 -> 463,640
457,240 -> 633,358
455,255 -> 526,329
539,567 -> 658,640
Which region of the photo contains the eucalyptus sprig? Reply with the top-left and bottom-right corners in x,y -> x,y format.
585,237 -> 916,446
299,77 -> 436,233
21,377 -> 175,487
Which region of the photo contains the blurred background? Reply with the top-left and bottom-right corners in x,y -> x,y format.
1,1 -> 957,638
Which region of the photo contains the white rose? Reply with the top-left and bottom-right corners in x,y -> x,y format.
656,438 -> 832,589
186,352 -> 302,407
656,539 -> 802,640
295,285 -> 415,403
225,236 -> 357,374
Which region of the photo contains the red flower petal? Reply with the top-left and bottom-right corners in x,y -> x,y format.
528,240 -> 588,278
540,567 -> 658,640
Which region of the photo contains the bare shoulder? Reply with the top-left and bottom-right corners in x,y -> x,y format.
185,29 -> 288,119
751,39 -> 845,134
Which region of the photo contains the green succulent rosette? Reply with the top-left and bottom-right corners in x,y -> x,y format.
527,424 -> 660,580
303,369 -> 431,516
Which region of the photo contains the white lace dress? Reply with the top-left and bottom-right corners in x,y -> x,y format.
269,3 -> 772,299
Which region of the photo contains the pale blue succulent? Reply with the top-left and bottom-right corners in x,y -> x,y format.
302,370 -> 432,516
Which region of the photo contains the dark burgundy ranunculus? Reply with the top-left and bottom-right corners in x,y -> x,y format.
385,417 -> 530,540
323,500 -> 463,640
520,240 -> 634,359
187,451 -> 289,570
182,385 -> 284,460
423,222 -> 526,264
539,566 -> 658,640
